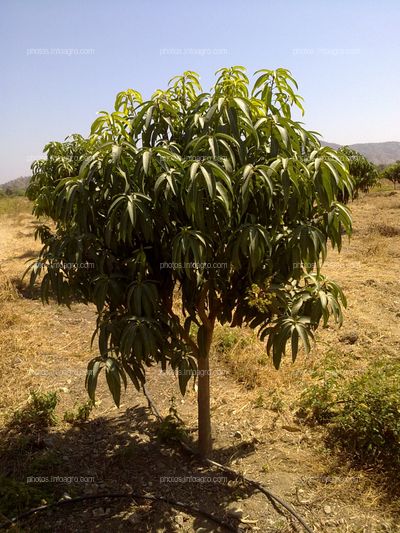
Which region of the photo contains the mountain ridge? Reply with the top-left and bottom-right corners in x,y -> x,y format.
321,141 -> 400,165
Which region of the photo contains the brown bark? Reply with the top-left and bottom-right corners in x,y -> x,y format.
197,320 -> 214,457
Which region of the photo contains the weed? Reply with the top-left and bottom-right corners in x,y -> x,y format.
63,400 -> 93,424
215,329 -> 240,353
0,476 -> 52,518
156,397 -> 188,444
8,390 -> 58,431
297,359 -> 400,470
29,450 -> 62,476
113,442 -> 138,459
253,392 -> 265,408
269,392 -> 284,413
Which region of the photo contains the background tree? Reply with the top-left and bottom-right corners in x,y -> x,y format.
337,146 -> 378,202
27,67 -> 353,457
380,160 -> 400,189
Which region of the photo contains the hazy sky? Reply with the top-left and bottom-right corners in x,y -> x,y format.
1,0 -> 400,183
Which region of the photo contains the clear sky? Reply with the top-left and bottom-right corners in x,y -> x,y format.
1,0 -> 399,183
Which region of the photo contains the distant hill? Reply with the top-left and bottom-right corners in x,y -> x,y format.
321,141 -> 400,166
0,176 -> 30,195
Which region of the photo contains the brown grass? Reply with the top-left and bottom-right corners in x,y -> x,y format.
370,223 -> 400,237
1,191 -> 400,531
0,267 -> 19,301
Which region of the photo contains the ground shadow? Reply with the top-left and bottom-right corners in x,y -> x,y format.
0,404 -> 260,532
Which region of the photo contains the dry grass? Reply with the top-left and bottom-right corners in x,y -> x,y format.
1,192 -> 400,531
0,203 -> 96,425
370,223 -> 400,237
0,267 -> 19,301
0,196 -> 31,216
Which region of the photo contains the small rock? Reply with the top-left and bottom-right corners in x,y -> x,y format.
281,425 -> 302,432
92,508 -> 103,517
339,332 -> 358,345
227,507 -> 244,519
323,505 -> 332,515
233,430 -> 242,439
127,513 -> 141,525
175,514 -> 185,525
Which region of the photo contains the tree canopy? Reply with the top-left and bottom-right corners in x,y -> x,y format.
337,146 -> 378,201
381,160 -> 400,189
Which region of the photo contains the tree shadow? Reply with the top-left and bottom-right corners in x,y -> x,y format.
16,249 -> 38,260
0,405 -> 260,532
11,275 -> 42,300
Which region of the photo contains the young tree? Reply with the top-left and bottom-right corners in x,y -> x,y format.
27,67 -> 353,457
337,146 -> 378,202
381,161 -> 400,189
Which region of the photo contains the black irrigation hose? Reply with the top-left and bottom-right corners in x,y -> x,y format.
142,385 -> 314,533
205,456 -> 314,533
0,492 -> 236,531
1,387 -> 314,533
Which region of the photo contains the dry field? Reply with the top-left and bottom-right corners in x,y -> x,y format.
0,188 -> 399,532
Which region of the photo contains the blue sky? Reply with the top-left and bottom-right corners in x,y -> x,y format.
1,0 -> 399,182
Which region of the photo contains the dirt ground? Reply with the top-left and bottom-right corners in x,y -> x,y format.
0,188 -> 399,532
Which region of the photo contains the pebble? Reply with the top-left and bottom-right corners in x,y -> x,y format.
227,507 -> 244,519
324,505 -> 332,515
92,507 -> 110,517
175,514 -> 185,525
127,513 -> 140,525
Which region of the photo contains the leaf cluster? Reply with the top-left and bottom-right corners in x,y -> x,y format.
27,67 -> 352,403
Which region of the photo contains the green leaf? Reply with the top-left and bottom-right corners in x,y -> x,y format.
105,358 -> 122,407
85,358 -> 103,403
143,150 -> 151,175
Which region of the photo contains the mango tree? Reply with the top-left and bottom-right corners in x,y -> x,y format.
337,146 -> 378,201
381,161 -> 400,189
27,67 -> 353,457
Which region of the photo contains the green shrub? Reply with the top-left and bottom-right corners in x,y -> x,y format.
156,398 -> 188,444
29,450 -> 63,476
298,360 -> 400,469
0,476 -> 51,518
215,329 -> 240,353
63,400 -> 93,424
297,370 -> 343,424
8,390 -> 58,430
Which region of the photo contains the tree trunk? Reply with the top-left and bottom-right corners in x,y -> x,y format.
197,322 -> 214,457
